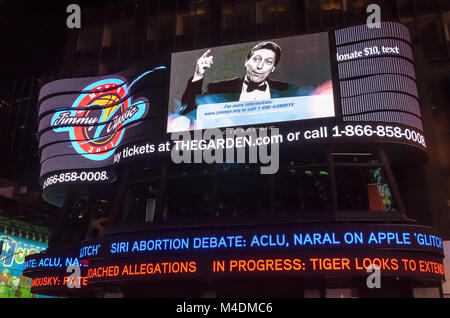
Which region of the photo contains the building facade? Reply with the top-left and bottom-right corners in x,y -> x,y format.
7,0 -> 449,298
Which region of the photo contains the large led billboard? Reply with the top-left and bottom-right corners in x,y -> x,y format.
37,60 -> 168,190
37,22 -> 426,194
167,33 -> 335,132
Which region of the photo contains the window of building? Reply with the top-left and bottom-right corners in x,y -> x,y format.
221,0 -> 235,42
101,22 -> 134,60
176,0 -> 195,37
87,10 -> 104,27
143,3 -> 158,45
157,2 -> 177,50
305,0 -> 321,30
443,11 -> 450,48
210,0 -> 257,42
165,175 -> 215,221
304,289 -> 321,298
75,27 -> 103,51
413,287 -> 441,298
278,0 -> 298,34
256,0 -> 277,25
102,26 -> 115,47
441,0 -> 450,12
415,0 -> 439,17
397,0 -> 449,60
325,288 -> 358,298
274,167 -> 331,215
221,0 -> 234,31
274,150 -> 329,216
418,18 -> 448,60
235,0 -> 256,40
146,21 -> 158,41
256,0 -> 277,37
347,0 -> 366,10
320,0 -> 344,29
121,180 -> 160,225
105,9 -> 121,25
118,147 -> 404,225
102,23 -> 133,47
175,0 -> 212,49
158,16 -> 176,40
98,62 -> 116,75
216,169 -> 270,219
419,18 -> 444,44
144,5 -> 158,55
332,153 -> 381,164
320,0 -> 342,11
344,0 -> 369,25
397,0 -> 415,20
196,0 -> 218,46
334,153 -> 398,213
85,198 -> 111,239
84,50 -> 100,66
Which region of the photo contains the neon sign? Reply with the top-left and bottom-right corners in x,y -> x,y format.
82,224 -> 444,261
23,256 -> 83,271
83,252 -> 444,284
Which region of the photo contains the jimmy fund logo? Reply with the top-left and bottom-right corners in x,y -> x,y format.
51,77 -> 148,161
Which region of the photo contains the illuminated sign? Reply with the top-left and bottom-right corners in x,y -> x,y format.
0,233 -> 48,298
37,64 -> 167,190
27,251 -> 445,293
37,22 -> 426,196
50,78 -> 148,161
23,250 -> 89,295
87,261 -> 197,280
79,244 -> 100,258
0,234 -> 47,270
23,256 -> 83,271
214,255 -> 444,276
29,274 -> 88,290
167,33 -> 334,132
336,23 -> 422,133
83,252 -> 444,284
78,224 -> 443,260
23,223 -> 445,295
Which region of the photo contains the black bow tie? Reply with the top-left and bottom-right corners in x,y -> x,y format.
245,80 -> 267,93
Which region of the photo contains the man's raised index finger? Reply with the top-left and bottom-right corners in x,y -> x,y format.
202,49 -> 211,58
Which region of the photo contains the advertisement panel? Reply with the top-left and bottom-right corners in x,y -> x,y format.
167,33 -> 335,132
37,22 -> 426,193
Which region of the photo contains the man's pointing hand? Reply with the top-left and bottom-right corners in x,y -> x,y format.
193,49 -> 214,82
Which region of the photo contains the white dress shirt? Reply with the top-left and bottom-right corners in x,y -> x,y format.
239,80 -> 271,102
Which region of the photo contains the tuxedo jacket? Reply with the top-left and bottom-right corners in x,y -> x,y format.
180,76 -> 305,115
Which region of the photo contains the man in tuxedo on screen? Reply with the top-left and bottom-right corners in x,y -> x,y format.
179,41 -> 302,116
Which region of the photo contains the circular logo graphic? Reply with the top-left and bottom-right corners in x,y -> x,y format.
51,78 -> 148,161
73,82 -> 128,158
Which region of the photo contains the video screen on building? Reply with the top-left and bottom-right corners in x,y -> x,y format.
0,233 -> 48,298
167,33 -> 335,132
36,22 -> 427,195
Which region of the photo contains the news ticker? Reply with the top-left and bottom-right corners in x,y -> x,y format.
28,251 -> 444,293
24,222 -> 444,294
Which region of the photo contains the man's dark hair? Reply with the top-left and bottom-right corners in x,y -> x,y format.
246,41 -> 281,66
